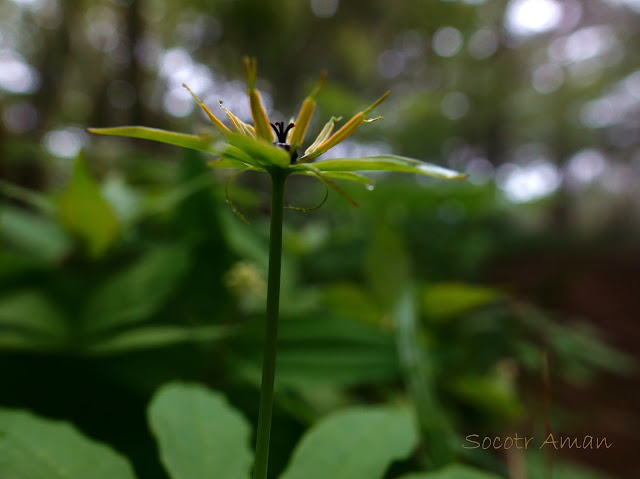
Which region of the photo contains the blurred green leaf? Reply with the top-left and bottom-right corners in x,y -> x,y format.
322,283 -> 382,322
448,371 -> 523,422
0,330 -> 51,351
232,315 -> 399,387
422,283 -> 503,320
144,173 -> 216,216
275,316 -> 399,387
87,126 -> 215,153
83,244 -> 190,334
0,252 -> 43,281
0,289 -> 67,342
397,464 -> 503,479
101,175 -> 143,226
280,406 -> 418,479
517,307 -> 635,381
364,223 -> 410,309
84,325 -> 231,355
526,453 -> 614,479
0,179 -> 56,215
394,287 -> 457,467
0,408 -> 137,479
301,156 -> 466,180
0,206 -> 72,263
147,382 -> 252,479
58,152 -> 119,258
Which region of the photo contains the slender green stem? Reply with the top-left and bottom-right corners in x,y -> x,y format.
253,169 -> 287,479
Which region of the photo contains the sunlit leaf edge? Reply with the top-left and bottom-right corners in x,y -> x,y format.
301,155 -> 467,180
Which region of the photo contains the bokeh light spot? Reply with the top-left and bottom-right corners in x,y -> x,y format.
2,102 -> 39,134
497,159 -> 561,203
43,127 -> 87,158
441,92 -> 470,120
377,50 -> 405,79
432,27 -> 463,58
565,149 -> 607,187
0,50 -> 40,94
311,0 -> 339,18
505,0 -> 562,37
532,64 -> 564,94
468,29 -> 498,59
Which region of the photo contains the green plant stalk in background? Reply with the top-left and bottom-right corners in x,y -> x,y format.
253,168 -> 287,479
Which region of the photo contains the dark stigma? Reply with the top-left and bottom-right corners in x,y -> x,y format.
270,121 -> 298,163
270,121 -> 295,143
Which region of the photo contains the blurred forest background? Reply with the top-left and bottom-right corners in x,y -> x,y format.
1,0 -> 639,478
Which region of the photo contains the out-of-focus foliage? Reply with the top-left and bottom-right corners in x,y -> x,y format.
1,0 -> 639,478
0,408 -> 137,479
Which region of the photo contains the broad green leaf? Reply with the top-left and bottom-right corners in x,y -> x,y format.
0,206 -> 72,263
0,408 -> 137,479
275,348 -> 399,387
148,382 -> 252,479
0,290 -> 67,341
83,244 -> 190,334
422,283 -> 503,320
58,152 -> 119,258
228,133 -> 290,168
280,406 -> 418,479
293,169 -> 375,186
397,464 -> 502,479
85,325 -> 231,355
308,155 -> 467,180
87,126 -> 214,153
233,316 -> 400,387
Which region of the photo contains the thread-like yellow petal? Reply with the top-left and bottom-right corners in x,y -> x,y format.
182,84 -> 231,135
243,57 -> 273,141
216,102 -> 255,138
290,71 -> 326,150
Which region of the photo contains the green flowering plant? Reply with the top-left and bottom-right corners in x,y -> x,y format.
88,58 -> 464,210
88,57 -> 466,479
